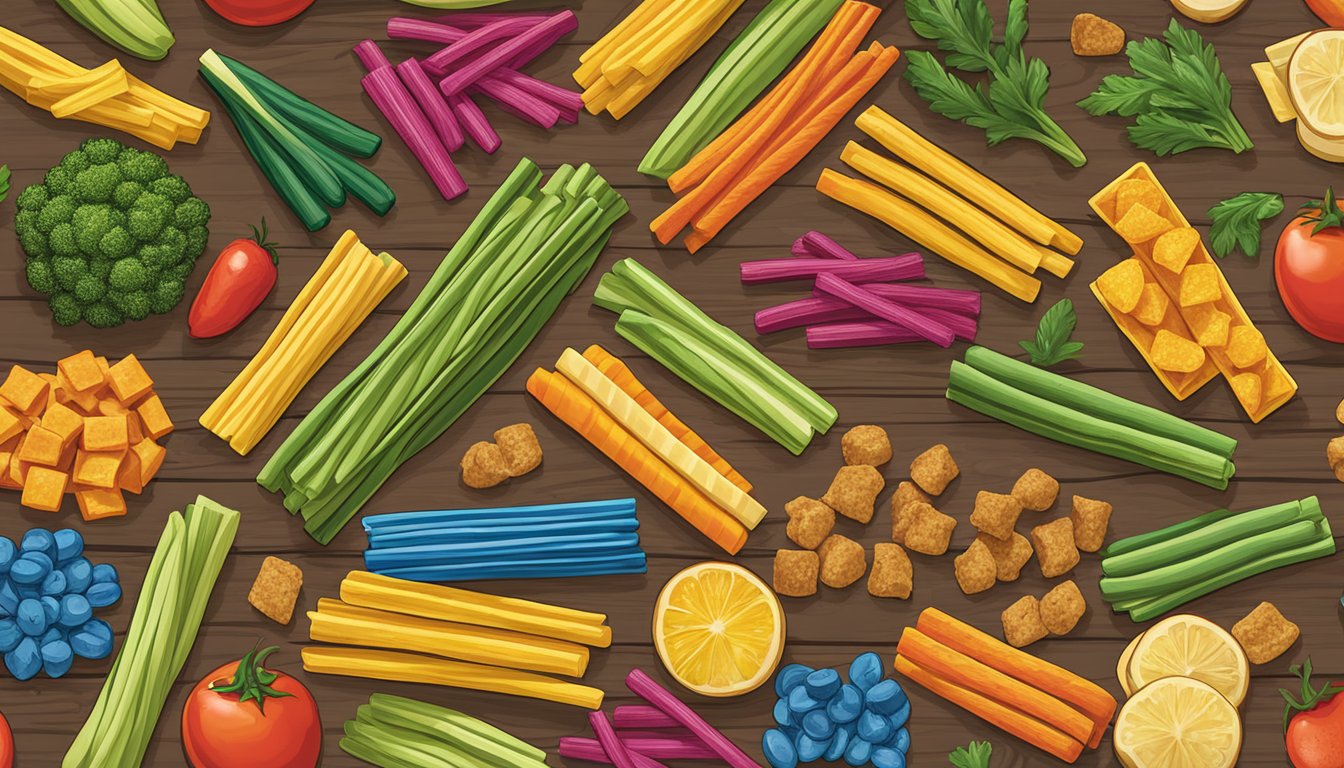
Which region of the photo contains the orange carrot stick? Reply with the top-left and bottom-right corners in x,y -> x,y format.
581,345 -> 752,493
915,608 -> 1116,749
894,655 -> 1085,764
896,628 -> 1095,746
527,368 -> 748,554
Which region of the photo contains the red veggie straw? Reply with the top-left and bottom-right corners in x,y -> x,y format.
396,58 -> 465,151
756,288 -> 980,335
626,668 -> 762,768
559,738 -> 670,768
438,11 -> 578,96
807,321 -> 921,349
471,78 -> 560,129
386,17 -> 467,45
353,39 -> 393,72
423,16 -> 542,76
796,231 -> 858,260
590,711 -> 640,768
486,69 -> 584,112
612,705 -> 683,730
361,67 -> 467,199
812,281 -> 981,316
562,736 -> 719,761
739,255 -> 924,285
815,272 -> 954,347
437,12 -> 551,30
446,92 -> 502,153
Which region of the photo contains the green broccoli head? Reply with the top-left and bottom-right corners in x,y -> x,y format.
118,148 -> 168,184
173,197 -> 210,230
109,258 -> 149,291
149,175 -> 192,204
82,302 -> 124,329
25,259 -> 56,295
59,150 -> 91,175
81,137 -> 123,165
15,185 -> 48,213
185,225 -> 209,256
112,181 -> 143,209
73,163 -> 122,204
36,194 -> 75,234
158,226 -> 187,263
52,257 -> 87,292
110,290 -> 151,321
19,229 -> 48,259
43,167 -> 73,196
74,274 -> 107,303
149,279 -> 184,315
73,205 -> 115,254
48,293 -> 82,327
49,223 -> 79,258
98,226 -> 134,260
87,259 -> 112,282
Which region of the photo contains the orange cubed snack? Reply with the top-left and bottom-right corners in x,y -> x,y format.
95,356 -> 110,377
8,454 -> 28,487
1178,263 -> 1222,307
21,467 -> 68,512
1041,580 -> 1087,635
1097,260 -> 1145,313
58,350 -> 105,392
38,373 -> 59,411
0,365 -> 50,416
73,450 -> 123,489
40,401 -> 84,447
1115,204 -> 1174,243
132,438 -> 166,485
910,443 -> 959,495
0,406 -> 21,445
1226,326 -> 1268,368
17,425 -> 64,467
1187,304 -> 1232,348
56,373 -> 101,414
96,399 -> 128,417
1132,283 -> 1170,326
867,543 -> 913,599
0,437 -> 19,490
82,415 -> 129,453
821,465 -> 885,523
126,413 -> 144,445
1229,373 -> 1263,415
1113,179 -> 1165,219
117,448 -> 144,495
773,549 -> 819,598
1150,329 -> 1207,373
953,539 -> 996,595
135,395 -> 173,440
1001,595 -> 1049,648
1151,227 -> 1201,273
817,534 -> 867,589
106,354 -> 154,404
75,487 -> 126,521
55,444 -> 76,475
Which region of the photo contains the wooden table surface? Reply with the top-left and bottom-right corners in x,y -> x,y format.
2,0 -> 1342,765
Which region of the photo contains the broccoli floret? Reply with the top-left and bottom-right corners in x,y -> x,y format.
109,258 -> 149,291
43,166 -> 73,196
110,290 -> 151,321
112,181 -> 143,209
185,225 -> 209,256
81,138 -> 123,165
88,259 -> 112,282
25,259 -> 56,295
167,263 -> 194,282
52,257 -> 87,292
74,205 -> 115,255
74,274 -> 107,303
82,302 -> 123,329
148,279 -> 184,315
16,185 -> 48,212
36,195 -> 75,233
137,243 -> 174,271
59,150 -> 91,175
14,210 -> 37,236
99,226 -> 133,260
73,163 -> 122,204
118,149 -> 167,184
158,226 -> 187,263
19,229 -> 48,259
149,175 -> 192,204
48,293 -> 81,327
49,223 -> 78,258
128,206 -> 167,241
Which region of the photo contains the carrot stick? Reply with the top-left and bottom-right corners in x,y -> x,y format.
526,368 -> 748,554
581,345 -> 751,492
915,608 -> 1116,748
896,628 -> 1095,745
894,655 -> 1084,764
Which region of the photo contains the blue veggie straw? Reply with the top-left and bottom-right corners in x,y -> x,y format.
366,517 -> 639,547
364,533 -> 643,569
376,552 -> 648,582
361,498 -> 637,532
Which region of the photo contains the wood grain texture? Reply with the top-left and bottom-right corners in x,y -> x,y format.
1,0 -> 1342,765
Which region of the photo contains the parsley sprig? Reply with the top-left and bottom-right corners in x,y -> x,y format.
903,0 -> 1086,168
1019,298 -> 1083,367
1208,192 -> 1283,258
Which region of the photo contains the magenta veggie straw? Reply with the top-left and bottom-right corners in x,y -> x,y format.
438,12 -> 552,30
807,321 -> 921,349
740,254 -> 924,285
438,11 -> 578,96
589,711 -> 640,768
386,17 -> 467,45
396,58 -> 466,152
794,231 -> 859,260
422,16 -> 541,76
562,736 -> 719,761
485,69 -> 584,113
837,281 -> 982,316
815,272 -> 954,347
447,92 -> 502,153
611,704 -> 682,730
625,668 -> 762,768
471,79 -> 560,129
756,286 -> 980,334
558,738 -> 670,768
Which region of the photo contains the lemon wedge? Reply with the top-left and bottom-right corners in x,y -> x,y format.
1127,614 -> 1248,707
1117,631 -> 1144,697
1290,29 -> 1344,140
653,562 -> 784,697
1114,676 -> 1242,768
1170,0 -> 1247,24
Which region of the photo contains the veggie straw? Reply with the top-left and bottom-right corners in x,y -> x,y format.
558,738 -> 670,768
562,736 -> 719,761
438,11 -> 578,96
423,15 -> 543,74
815,282 -> 981,316
739,254 -> 924,285
612,705 -> 682,730
448,92 -> 502,153
589,712 -> 639,768
815,272 -> 954,347
396,57 -> 465,151
807,322 -> 920,349
793,230 -> 858,260
625,668 -> 762,768
472,78 -> 561,129
386,17 -> 466,45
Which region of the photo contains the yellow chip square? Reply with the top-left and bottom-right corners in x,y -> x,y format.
1226,325 -> 1268,368
1178,263 -> 1222,306
1097,259 -> 1145,313
1152,227 -> 1201,273
1132,283 -> 1170,326
1187,305 -> 1232,347
1150,329 -> 1207,373
1115,204 -> 1175,244
1229,372 -> 1263,414
1113,179 -> 1165,219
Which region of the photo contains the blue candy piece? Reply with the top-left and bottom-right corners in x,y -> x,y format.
0,582 -> 15,616
848,652 -> 884,691
40,569 -> 66,597
762,729 -> 797,768
82,618 -> 112,643
864,679 -> 908,715
0,537 -> 14,575
823,725 -> 851,762
826,683 -> 863,724
871,747 -> 906,768
774,698 -> 794,727
40,639 -> 72,678
40,596 -> 59,624
16,598 -> 46,636
38,626 -> 64,646
889,700 -> 911,731
85,581 -> 122,609
70,622 -> 113,660
58,594 -> 92,629
62,558 -> 92,594
856,709 -> 892,744
787,685 -> 823,713
0,619 -> 20,653
804,668 -> 841,700
90,563 -> 118,585
843,737 -> 873,767
20,529 -> 56,560
5,636 -> 40,680
774,664 -> 812,697
795,734 -> 826,763
8,556 -> 47,586
52,529 -> 82,563
892,727 -> 910,754
801,710 -> 835,741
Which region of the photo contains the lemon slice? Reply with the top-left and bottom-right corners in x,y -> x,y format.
1169,0 -> 1247,24
1289,29 -> 1344,140
1298,119 -> 1344,163
1113,676 -> 1242,768
653,562 -> 784,697
1128,615 -> 1248,707
1117,631 -> 1144,697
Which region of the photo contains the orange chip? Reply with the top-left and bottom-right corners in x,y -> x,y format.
1152,227 -> 1201,273
1115,204 -> 1174,244
95,356 -> 110,376
1178,263 -> 1222,306
0,365 -> 50,416
76,487 -> 126,521
40,401 -> 84,447
38,373 -> 58,411
21,466 -> 68,512
1097,260 -> 1145,313
132,438 -> 166,485
1132,283 -> 1170,326
1113,179 -> 1165,219
135,395 -> 173,440
96,399 -> 129,417
82,415 -> 129,453
17,425 -> 64,467
106,354 -> 154,404
117,448 -> 144,495
57,374 -> 100,414
8,453 -> 28,487
1150,329 -> 1207,373
73,450 -> 123,489
1263,366 -> 1294,401
1186,305 -> 1231,348
0,406 -> 21,445
1226,325 -> 1268,368
58,350 -> 105,392
126,413 -> 144,445
55,443 -> 76,475
1229,372 -> 1263,414
0,436 -> 19,490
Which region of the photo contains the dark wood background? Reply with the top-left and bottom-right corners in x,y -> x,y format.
2,0 -> 1341,765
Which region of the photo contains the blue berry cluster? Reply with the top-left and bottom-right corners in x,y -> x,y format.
0,528 -> 120,679
763,653 -> 910,768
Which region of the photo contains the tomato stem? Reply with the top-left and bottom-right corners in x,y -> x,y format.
210,643 -> 294,713
1301,187 -> 1344,235
248,218 -> 281,265
1280,657 -> 1344,732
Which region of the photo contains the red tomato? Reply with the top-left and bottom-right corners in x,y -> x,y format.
0,710 -> 13,768
188,221 -> 279,339
1306,0 -> 1344,26
202,0 -> 316,26
182,646 -> 321,768
1275,190 -> 1344,343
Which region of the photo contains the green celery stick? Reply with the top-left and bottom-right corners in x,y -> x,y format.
370,694 -> 547,763
1099,507 -> 1240,559
339,736 -> 421,768
1101,500 -> 1308,577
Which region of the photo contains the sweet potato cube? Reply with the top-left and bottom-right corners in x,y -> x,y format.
38,373 -> 58,410
132,439 -> 165,485
21,466 -> 68,512
76,487 -> 126,521
95,356 -> 110,376
0,365 -> 49,416
8,454 -> 28,487
58,350 -> 105,392
1097,260 -> 1144,313
0,437 -> 19,490
106,354 -> 153,404
0,406 -> 21,445
117,448 -> 144,495
126,413 -> 144,445
55,443 -> 76,475
17,425 -> 64,467
135,395 -> 173,440
1150,329 -> 1207,373
82,416 -> 128,453
40,401 -> 84,447
1115,204 -> 1174,243
1178,264 -> 1222,307
56,373 -> 101,414
1152,227 -> 1201,273
73,450 -> 123,489
96,399 -> 128,417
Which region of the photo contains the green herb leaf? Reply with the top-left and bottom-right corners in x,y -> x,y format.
1301,187 -> 1344,234
949,740 -> 993,768
1020,298 -> 1082,367
0,165 -> 9,204
1208,192 -> 1283,258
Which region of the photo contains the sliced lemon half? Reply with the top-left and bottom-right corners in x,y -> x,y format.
1113,676 -> 1242,768
1289,29 -> 1344,140
1128,614 -> 1248,707
653,562 -> 784,697
1117,631 -> 1145,698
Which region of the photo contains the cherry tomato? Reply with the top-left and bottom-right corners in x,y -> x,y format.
201,0 -> 316,27
1306,0 -> 1344,27
1283,660 -> 1344,768
188,221 -> 279,339
0,710 -> 13,768
1275,191 -> 1344,343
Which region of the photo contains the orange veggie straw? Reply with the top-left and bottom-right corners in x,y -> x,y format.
896,628 -> 1095,746
581,345 -> 751,493
527,368 -> 749,555
916,608 -> 1116,748
685,46 -> 899,252
894,655 -> 1085,764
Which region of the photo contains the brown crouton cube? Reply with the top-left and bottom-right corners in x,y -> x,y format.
977,532 -> 1034,582
842,425 -> 892,466
786,498 -> 835,550
817,535 -> 867,588
1011,468 -> 1059,511
460,441 -> 510,488
821,465 -> 885,524
1040,580 -> 1087,635
1070,12 -> 1125,57
493,423 -> 542,477
773,550 -> 819,597
970,491 -> 1023,541
1031,518 -> 1081,578
953,539 -> 996,595
868,543 -> 912,599
1231,602 -> 1299,664
910,444 -> 958,495
902,501 -> 958,556
1002,595 -> 1049,648
890,481 -> 929,542
248,556 -> 304,624
1070,496 -> 1114,552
